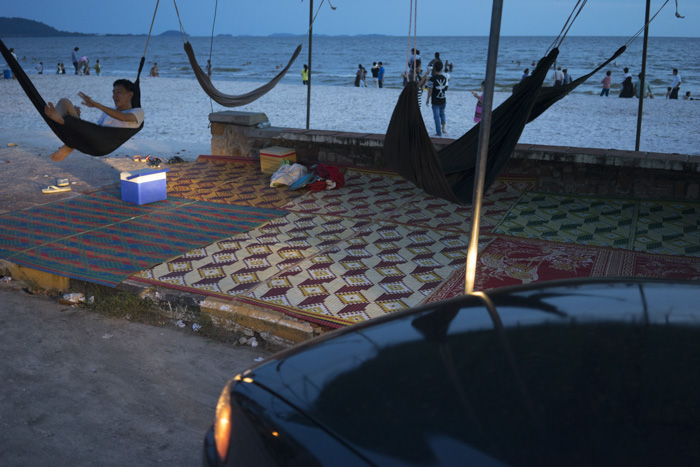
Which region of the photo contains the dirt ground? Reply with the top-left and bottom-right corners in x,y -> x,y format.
0,285 -> 271,466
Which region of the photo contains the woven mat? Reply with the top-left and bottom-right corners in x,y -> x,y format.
167,156 -> 303,209
134,172 -> 534,327
427,236 -> 700,303
494,192 -> 700,256
0,188 -> 285,286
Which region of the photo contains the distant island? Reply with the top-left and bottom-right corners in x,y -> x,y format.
0,17 -> 93,38
0,17 -> 390,38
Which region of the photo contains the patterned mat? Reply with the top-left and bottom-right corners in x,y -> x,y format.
0,189 -> 285,286
167,156 -> 303,209
494,192 -> 700,256
427,236 -> 700,302
283,169 -> 537,233
135,209 -> 494,327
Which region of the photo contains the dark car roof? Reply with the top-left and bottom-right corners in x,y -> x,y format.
247,279 -> 700,465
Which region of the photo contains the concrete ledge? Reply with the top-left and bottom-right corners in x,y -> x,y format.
0,260 -> 70,292
201,297 -> 315,345
209,111 -> 269,127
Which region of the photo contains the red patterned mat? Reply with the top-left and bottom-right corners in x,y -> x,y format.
427,236 -> 700,303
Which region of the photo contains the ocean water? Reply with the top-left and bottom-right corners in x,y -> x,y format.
3,35 -> 698,95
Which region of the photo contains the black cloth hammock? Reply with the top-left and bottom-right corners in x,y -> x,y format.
383,48 -> 558,205
184,41 -> 302,107
0,38 -> 144,157
527,45 -> 626,122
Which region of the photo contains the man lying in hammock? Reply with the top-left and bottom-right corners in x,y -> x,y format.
44,79 -> 145,161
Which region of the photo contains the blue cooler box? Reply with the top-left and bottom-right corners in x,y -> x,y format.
120,168 -> 170,205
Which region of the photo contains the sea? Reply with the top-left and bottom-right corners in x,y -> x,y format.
3,35 -> 699,95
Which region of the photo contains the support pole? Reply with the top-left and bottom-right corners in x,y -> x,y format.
464,0 -> 503,295
635,0 -> 651,151
306,0 -> 313,130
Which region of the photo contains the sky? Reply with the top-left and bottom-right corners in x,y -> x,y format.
0,0 -> 698,38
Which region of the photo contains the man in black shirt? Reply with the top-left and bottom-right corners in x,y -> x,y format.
425,61 -> 448,137
371,62 -> 379,88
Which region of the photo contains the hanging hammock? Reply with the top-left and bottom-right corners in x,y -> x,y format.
0,38 -> 146,157
383,48 -> 558,205
526,45 -> 626,122
183,42 -> 302,107
173,0 -> 304,107
0,1 -> 160,157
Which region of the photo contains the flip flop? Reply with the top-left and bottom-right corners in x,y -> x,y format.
42,185 -> 72,194
148,157 -> 163,168
56,178 -> 69,187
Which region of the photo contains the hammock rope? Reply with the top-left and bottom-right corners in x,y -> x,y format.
546,0 -> 586,54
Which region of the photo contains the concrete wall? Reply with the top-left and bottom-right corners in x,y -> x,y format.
210,111 -> 700,201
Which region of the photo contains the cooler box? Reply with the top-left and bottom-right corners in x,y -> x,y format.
3,70 -> 11,79
120,168 -> 170,205
260,146 -> 296,174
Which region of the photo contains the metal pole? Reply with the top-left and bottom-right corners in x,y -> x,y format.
306,0 -> 313,129
464,0 -> 503,295
635,0 -> 651,151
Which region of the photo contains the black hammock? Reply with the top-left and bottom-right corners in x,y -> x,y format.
384,48 -> 557,205
383,44 -> 626,205
0,38 -> 145,157
184,41 -> 302,107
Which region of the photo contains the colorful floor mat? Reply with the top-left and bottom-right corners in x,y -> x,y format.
494,192 -> 700,256
0,189 -> 285,286
135,205 -> 497,327
427,236 -> 700,303
167,156 -> 304,209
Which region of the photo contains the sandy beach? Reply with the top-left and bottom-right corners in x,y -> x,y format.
0,74 -> 698,162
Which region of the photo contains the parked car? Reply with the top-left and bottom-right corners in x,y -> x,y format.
203,278 -> 700,466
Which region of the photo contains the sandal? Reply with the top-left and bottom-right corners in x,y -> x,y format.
167,156 -> 185,164
148,157 -> 163,168
56,178 -> 69,187
42,185 -> 72,194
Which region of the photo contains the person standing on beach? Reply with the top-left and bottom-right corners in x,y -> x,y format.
563,69 -> 572,85
552,66 -> 564,86
43,79 -> 145,162
472,81 -> 484,123
378,62 -> 385,88
426,61 -> 448,137
635,73 -> 653,99
407,59 -> 427,105
371,62 -> 379,87
149,63 -> 159,77
619,67 -> 634,98
600,70 -> 612,96
95,60 -> 101,76
670,68 -> 682,99
71,47 -> 80,75
428,52 -> 442,77
354,64 -> 363,87
35,62 -> 43,74
301,64 -> 309,85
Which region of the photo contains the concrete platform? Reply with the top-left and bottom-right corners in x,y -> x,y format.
1,144 -> 698,347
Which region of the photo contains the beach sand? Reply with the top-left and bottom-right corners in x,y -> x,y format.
1,74 -> 698,163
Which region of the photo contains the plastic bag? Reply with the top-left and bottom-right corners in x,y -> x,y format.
270,163 -> 309,187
